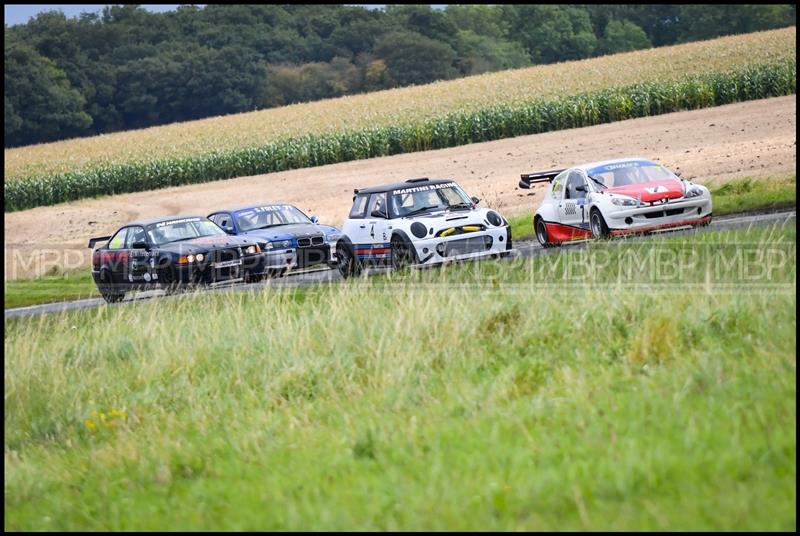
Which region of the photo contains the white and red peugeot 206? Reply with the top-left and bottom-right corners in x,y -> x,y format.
518,157 -> 712,246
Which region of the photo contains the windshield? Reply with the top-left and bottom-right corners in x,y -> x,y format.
389,183 -> 472,218
234,205 -> 311,231
587,160 -> 678,189
146,218 -> 225,246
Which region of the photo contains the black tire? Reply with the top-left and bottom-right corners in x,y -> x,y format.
391,235 -> 416,271
157,264 -> 179,295
98,270 -> 124,303
535,217 -> 555,248
590,209 -> 610,239
337,243 -> 361,278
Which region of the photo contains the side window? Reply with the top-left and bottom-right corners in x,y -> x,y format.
125,226 -> 147,248
211,213 -> 233,230
565,171 -> 588,200
551,172 -> 567,200
368,193 -> 388,219
349,194 -> 369,219
108,228 -> 129,250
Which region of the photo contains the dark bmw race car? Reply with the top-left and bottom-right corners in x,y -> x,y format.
208,203 -> 342,270
88,216 -> 275,303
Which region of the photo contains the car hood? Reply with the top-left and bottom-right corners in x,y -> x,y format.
159,234 -> 254,254
603,179 -> 685,203
399,207 -> 494,226
241,223 -> 338,241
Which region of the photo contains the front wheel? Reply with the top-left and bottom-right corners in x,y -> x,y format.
391,236 -> 415,271
590,209 -> 610,239
337,244 -> 362,278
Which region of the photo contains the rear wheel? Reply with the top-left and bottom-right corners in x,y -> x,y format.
590,209 -> 610,239
337,243 -> 362,278
99,270 -> 124,303
535,217 -> 554,248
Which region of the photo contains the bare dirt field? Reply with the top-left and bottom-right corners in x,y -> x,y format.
4,95 -> 795,280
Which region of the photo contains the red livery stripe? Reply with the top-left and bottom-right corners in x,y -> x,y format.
355,247 -> 391,255
544,222 -> 592,243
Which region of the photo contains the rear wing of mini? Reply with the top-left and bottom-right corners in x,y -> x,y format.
518,169 -> 565,189
88,235 -> 112,249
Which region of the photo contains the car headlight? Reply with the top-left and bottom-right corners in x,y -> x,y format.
611,196 -> 638,206
486,211 -> 503,226
244,245 -> 260,254
271,239 -> 292,249
196,253 -> 204,262
684,186 -> 704,198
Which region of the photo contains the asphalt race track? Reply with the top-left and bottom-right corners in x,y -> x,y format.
5,209 -> 795,319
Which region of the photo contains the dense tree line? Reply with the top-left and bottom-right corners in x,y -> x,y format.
4,4 -> 796,147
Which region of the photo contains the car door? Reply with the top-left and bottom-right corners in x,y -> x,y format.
365,192 -> 390,246
125,225 -> 153,282
558,170 -> 590,229
105,227 -> 130,283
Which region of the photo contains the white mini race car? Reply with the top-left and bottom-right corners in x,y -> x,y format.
336,178 -> 514,277
518,157 -> 712,246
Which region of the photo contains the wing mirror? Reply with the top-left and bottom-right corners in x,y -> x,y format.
575,185 -> 587,192
132,241 -> 149,250
370,209 -> 387,219
471,196 -> 480,205
310,215 -> 319,224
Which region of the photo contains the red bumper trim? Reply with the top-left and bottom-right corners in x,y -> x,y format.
609,215 -> 712,236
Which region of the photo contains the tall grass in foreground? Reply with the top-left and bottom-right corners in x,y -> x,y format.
4,227 -> 796,530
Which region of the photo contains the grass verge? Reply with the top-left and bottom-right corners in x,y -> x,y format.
4,269 -> 99,309
4,226 -> 796,530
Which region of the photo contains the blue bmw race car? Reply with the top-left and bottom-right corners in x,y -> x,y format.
208,204 -> 342,274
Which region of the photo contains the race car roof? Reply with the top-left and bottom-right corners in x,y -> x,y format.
122,215 -> 207,227
210,203 -> 302,215
575,157 -> 656,173
356,178 -> 454,194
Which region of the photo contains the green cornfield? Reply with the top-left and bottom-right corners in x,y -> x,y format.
4,29 -> 796,212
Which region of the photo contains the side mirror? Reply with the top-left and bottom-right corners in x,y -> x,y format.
471,196 -> 480,205
575,184 -> 587,192
518,179 -> 530,189
132,241 -> 149,250
310,215 -> 319,224
370,209 -> 386,219
223,227 -> 235,234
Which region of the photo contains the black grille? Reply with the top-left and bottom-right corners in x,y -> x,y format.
298,235 -> 324,247
436,235 -> 493,257
643,208 -> 685,219
213,248 -> 240,262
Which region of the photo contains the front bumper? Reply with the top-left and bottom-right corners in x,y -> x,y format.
412,226 -> 511,265
248,248 -> 297,275
606,197 -> 712,232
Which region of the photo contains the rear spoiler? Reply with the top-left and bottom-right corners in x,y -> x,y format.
518,169 -> 565,189
88,235 -> 112,249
